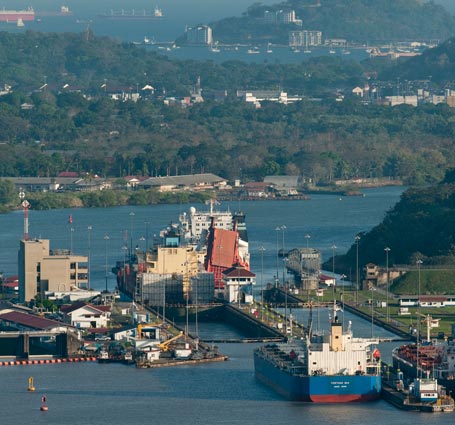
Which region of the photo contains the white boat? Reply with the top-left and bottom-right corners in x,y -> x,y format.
143,36 -> 155,45
209,43 -> 220,53
17,18 -> 24,27
247,48 -> 260,54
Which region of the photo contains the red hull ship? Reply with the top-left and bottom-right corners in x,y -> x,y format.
0,7 -> 35,22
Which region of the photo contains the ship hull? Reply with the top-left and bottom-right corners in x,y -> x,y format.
97,16 -> 163,21
392,351 -> 455,394
254,351 -> 381,402
0,13 -> 34,22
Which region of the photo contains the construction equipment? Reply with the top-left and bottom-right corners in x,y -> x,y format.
158,331 -> 185,352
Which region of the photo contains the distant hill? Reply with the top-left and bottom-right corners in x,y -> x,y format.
378,36 -> 455,83
208,0 -> 455,45
334,169 -> 455,274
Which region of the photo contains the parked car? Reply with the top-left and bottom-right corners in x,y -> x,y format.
95,335 -> 111,341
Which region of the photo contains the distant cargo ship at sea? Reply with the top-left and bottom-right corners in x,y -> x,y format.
0,7 -> 35,22
36,6 -> 73,17
98,5 -> 164,20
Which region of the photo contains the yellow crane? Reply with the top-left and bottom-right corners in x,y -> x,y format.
158,332 -> 185,352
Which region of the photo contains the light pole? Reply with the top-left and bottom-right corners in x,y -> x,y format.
370,283 -> 375,338
185,262 -> 189,336
275,226 -> 280,287
331,244 -> 337,298
70,227 -> 74,254
87,225 -> 92,290
384,247 -> 391,322
104,234 -> 110,294
145,221 -> 151,252
355,235 -> 360,305
129,211 -> 135,255
340,274 -> 346,329
305,234 -> 311,249
259,246 -> 265,321
416,259 -> 423,377
122,244 -> 128,291
281,225 -> 286,286
283,257 -> 288,330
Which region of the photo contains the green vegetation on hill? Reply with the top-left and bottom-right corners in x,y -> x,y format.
391,269 -> 455,295
209,0 -> 455,45
336,169 -> 455,275
379,37 -> 455,83
2,31 -> 455,186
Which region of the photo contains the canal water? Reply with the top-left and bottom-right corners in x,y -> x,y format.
0,185 -> 404,289
1,186 -> 434,424
0,340 -> 449,425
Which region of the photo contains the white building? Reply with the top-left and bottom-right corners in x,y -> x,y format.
222,266 -> 256,304
186,25 -> 213,45
60,302 -> 111,329
264,10 -> 302,26
289,30 -> 322,48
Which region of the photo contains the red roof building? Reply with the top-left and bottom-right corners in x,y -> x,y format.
0,311 -> 67,332
222,265 -> 256,304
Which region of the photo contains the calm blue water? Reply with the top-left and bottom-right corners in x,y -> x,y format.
0,186 -> 404,289
0,175 -> 442,422
0,341 -> 448,425
0,0 -> 370,63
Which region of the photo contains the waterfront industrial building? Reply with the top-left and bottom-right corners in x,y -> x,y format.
18,238 -> 89,303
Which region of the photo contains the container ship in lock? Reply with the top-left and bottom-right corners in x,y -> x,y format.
254,304 -> 382,402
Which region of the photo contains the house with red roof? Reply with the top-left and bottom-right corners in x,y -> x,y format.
0,310 -> 68,333
222,265 -> 256,304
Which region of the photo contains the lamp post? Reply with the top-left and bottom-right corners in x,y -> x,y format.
122,244 -> 128,291
145,221 -> 151,252
416,259 -> 423,377
129,211 -> 135,255
275,226 -> 280,287
87,225 -> 92,290
331,244 -> 337,298
259,246 -> 265,321
281,225 -> 286,286
355,235 -> 360,305
384,247 -> 391,322
370,283 -> 375,338
185,262 -> 189,336
104,234 -> 109,293
283,257 -> 289,330
305,234 -> 311,249
70,227 -> 74,254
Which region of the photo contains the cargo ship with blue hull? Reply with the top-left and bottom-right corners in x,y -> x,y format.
254,304 -> 382,402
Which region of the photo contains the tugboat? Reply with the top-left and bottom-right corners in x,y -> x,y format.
97,349 -> 110,363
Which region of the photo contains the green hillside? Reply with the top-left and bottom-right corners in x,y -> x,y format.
379,36 -> 455,83
336,169 -> 455,274
208,0 -> 455,44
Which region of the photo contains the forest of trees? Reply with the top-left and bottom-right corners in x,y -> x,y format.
335,169 -> 455,272
209,0 -> 455,45
1,31 -> 455,185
